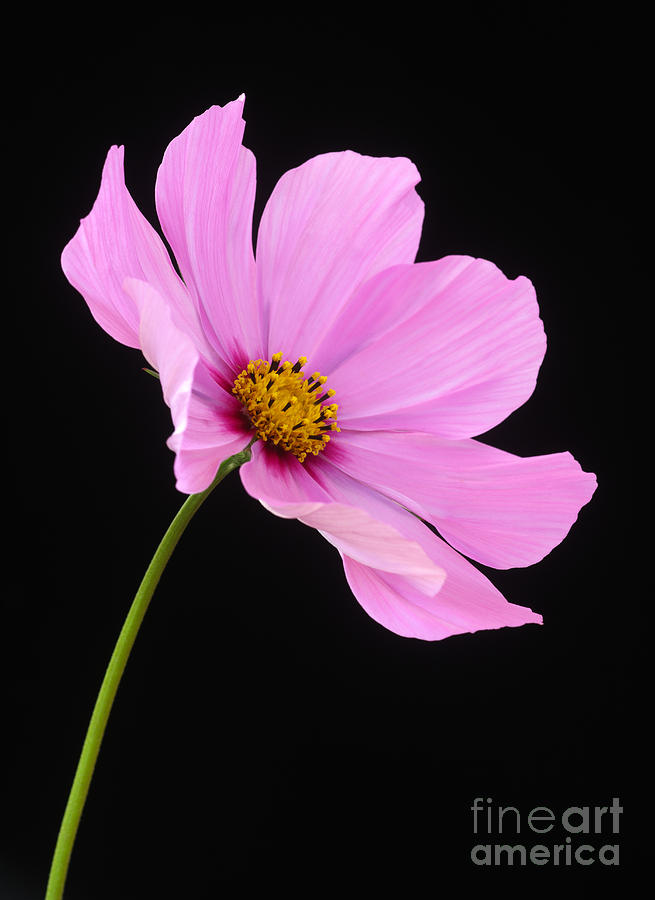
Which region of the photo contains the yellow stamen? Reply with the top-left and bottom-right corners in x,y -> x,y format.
232,353 -> 340,462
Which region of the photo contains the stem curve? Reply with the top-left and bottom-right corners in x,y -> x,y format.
45,442 -> 254,900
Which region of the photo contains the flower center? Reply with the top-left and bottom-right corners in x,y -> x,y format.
232,352 -> 340,462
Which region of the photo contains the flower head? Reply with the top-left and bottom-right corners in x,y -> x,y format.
62,96 -> 596,640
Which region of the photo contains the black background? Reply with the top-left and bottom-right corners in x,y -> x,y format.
4,9 -> 639,898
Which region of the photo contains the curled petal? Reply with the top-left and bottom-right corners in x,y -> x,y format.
342,555 -> 540,641
309,456 -> 543,640
239,443 -> 445,594
125,279 -> 250,494
241,444 -> 541,639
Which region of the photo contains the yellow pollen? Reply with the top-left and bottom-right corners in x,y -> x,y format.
232,353 -> 340,462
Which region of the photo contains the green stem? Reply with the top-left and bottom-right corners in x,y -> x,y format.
45,442 -> 254,900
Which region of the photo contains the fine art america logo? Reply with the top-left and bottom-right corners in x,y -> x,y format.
470,797 -> 621,866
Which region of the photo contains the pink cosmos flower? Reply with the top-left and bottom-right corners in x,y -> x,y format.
62,96 -> 596,641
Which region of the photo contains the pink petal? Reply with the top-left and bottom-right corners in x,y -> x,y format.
328,430 -> 597,569
155,97 -> 263,371
342,558 -> 538,640
239,444 -> 445,594
311,256 -> 473,375
239,440 -> 332,514
326,257 -> 546,439
341,559 -> 467,640
61,145 -> 207,355
256,151 -> 424,365
309,456 -> 543,640
240,445 -> 541,639
125,279 -> 250,494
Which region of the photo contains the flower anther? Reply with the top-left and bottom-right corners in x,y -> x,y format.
232,352 -> 340,462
